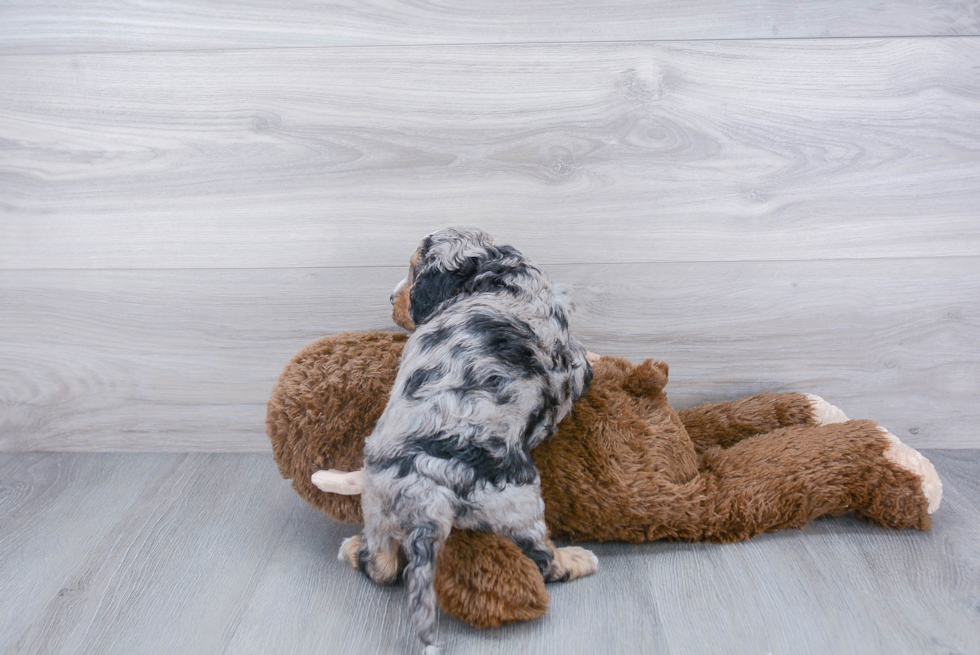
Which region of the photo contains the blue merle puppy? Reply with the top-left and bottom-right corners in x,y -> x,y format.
339,227 -> 598,654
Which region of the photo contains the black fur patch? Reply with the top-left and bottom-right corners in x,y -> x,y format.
459,366 -> 514,404
581,362 -> 594,395
355,545 -> 371,575
413,433 -> 539,492
521,390 -> 561,447
406,521 -> 438,565
458,259 -> 529,297
408,243 -> 534,326
370,432 -> 538,494
403,365 -> 445,400
514,537 -> 554,576
415,325 -> 454,351
409,257 -> 481,326
369,454 -> 416,478
550,304 -> 569,331
463,313 -> 546,379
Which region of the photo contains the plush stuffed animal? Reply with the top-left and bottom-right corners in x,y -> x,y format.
267,330 -> 942,629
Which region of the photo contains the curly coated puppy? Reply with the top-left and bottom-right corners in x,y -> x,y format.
338,227 -> 598,654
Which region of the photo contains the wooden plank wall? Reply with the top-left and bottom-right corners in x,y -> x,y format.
1,3 -> 978,451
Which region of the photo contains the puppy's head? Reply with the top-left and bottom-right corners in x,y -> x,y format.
391,227 -> 512,330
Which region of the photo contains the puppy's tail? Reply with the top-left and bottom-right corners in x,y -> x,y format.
405,521 -> 444,655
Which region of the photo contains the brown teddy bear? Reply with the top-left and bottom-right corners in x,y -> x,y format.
266,330 -> 942,629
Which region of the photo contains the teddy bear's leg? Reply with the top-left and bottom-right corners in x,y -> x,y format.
678,392 -> 847,453
696,419 -> 941,542
434,530 -> 551,629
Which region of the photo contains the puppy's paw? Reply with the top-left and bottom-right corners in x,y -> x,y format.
553,546 -> 598,582
339,535 -> 361,568
806,394 -> 849,425
878,426 -> 943,514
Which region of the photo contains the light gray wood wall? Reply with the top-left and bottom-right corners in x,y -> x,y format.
1,2 -> 978,451
2,1 -> 978,52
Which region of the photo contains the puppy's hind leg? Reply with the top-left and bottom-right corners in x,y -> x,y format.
473,483 -> 598,583
339,488 -> 405,585
338,533 -> 404,585
514,528 -> 598,583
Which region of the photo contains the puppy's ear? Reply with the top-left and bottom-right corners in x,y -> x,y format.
409,258 -> 479,326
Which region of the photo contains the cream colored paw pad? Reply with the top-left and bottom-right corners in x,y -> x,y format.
806,394 -> 849,425
878,426 -> 943,514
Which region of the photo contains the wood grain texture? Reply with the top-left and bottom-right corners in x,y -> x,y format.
2,257 -> 977,451
0,451 -> 977,655
0,453 -> 172,653
2,38 -> 979,269
0,453 -> 298,655
0,1 -> 978,54
644,451 -> 980,655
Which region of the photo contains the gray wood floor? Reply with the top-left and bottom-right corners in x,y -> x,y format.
0,450 -> 977,655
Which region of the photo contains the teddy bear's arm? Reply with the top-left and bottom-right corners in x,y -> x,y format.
678,392 -> 843,453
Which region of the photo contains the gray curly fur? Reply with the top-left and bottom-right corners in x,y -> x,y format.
351,227 -> 593,653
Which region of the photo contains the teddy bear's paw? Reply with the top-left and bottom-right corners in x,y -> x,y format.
312,469 -> 365,495
553,546 -> 599,582
339,535 -> 361,568
877,426 -> 943,514
806,394 -> 849,425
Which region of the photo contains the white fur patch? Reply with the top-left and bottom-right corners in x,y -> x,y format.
877,426 -> 943,514
806,394 -> 849,425
312,469 -> 365,495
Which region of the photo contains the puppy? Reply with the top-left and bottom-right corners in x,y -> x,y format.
339,227 -> 597,654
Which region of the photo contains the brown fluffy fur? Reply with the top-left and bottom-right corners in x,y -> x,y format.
267,331 -> 933,629
434,530 -> 550,628
268,330 -> 406,523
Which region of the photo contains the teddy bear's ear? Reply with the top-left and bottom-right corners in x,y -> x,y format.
624,359 -> 669,397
